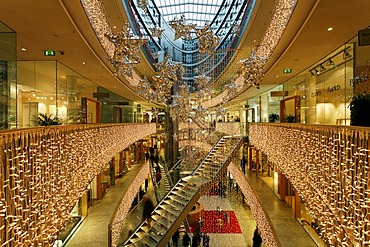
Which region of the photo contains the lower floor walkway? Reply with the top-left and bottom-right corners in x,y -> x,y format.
65,162 -> 144,247
64,164 -> 321,247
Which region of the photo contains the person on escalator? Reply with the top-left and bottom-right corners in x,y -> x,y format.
183,232 -> 191,247
142,194 -> 154,228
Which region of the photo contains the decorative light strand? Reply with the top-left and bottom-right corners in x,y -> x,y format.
109,161 -> 150,246
249,123 -> 370,246
228,162 -> 280,247
0,123 -> 156,246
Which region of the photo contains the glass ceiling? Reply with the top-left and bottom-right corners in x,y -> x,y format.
152,0 -> 224,27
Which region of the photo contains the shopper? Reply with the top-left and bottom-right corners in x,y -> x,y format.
183,232 -> 191,247
252,226 -> 262,247
142,194 -> 154,227
172,228 -> 180,247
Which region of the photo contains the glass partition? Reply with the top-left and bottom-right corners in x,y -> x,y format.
16,60 -> 139,128
247,43 -> 355,125
0,22 -> 17,129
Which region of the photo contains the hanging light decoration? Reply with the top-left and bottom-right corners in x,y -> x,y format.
169,84 -> 191,122
137,0 -> 149,12
223,79 -> 241,102
238,49 -> 267,89
136,54 -> 183,103
149,26 -> 164,38
195,23 -> 220,54
105,23 -> 147,77
169,15 -> 196,41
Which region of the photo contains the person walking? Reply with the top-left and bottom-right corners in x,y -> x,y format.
252,226 -> 262,247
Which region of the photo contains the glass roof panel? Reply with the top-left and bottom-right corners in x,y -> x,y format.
152,0 -> 224,27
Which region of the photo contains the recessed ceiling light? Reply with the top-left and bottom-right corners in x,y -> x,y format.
21,48 -> 27,51
276,75 -> 279,77
82,61 -> 86,65
113,26 -> 117,29
327,27 -> 333,31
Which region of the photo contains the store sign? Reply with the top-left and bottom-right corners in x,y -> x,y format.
44,50 -> 55,56
270,91 -> 288,97
327,84 -> 341,93
93,92 -> 110,98
358,29 -> 370,46
311,91 -> 322,98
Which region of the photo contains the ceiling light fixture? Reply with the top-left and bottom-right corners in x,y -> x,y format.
21,48 -> 27,51
327,27 -> 333,31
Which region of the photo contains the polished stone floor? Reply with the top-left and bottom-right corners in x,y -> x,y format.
65,164 -> 321,247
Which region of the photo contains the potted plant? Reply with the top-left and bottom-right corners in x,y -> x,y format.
284,114 -> 295,123
349,93 -> 370,127
37,113 -> 62,126
268,113 -> 280,122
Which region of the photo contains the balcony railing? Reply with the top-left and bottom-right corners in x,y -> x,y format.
249,123 -> 370,246
0,123 -> 156,247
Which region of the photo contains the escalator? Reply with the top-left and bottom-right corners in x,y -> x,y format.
120,136 -> 243,246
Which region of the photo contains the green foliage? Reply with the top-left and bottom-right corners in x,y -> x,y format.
349,93 -> 370,127
268,113 -> 280,123
284,114 -> 295,123
37,113 -> 62,126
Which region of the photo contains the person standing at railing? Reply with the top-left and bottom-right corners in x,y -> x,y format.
142,194 -> 154,227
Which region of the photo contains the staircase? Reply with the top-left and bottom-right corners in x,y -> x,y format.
120,136 -> 243,247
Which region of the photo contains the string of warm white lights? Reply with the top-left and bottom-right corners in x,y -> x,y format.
256,0 -> 297,59
0,123 -> 156,246
249,123 -> 370,246
215,122 -> 242,136
81,0 -> 114,57
109,161 -> 150,246
228,162 -> 280,247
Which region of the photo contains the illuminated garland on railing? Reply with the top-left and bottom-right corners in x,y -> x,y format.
215,122 -> 242,136
249,123 -> 370,246
109,161 -> 150,246
228,162 -> 280,247
0,123 -> 156,246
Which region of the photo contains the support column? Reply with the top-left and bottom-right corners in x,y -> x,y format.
247,146 -> 253,170
140,141 -> 144,161
81,190 -> 89,217
135,143 -> 139,163
125,148 -> 131,169
97,173 -> 102,200
119,151 -> 124,175
279,172 -> 286,201
295,190 -> 301,218
255,149 -> 260,175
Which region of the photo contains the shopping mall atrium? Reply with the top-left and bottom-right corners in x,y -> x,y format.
1,0 -> 370,246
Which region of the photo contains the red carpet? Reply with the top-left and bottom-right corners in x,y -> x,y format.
188,210 -> 242,234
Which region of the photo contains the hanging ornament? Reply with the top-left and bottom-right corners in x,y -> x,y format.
106,22 -> 147,77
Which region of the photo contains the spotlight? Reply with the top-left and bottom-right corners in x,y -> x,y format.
326,59 -> 335,66
343,50 -> 351,59
319,64 -> 326,72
